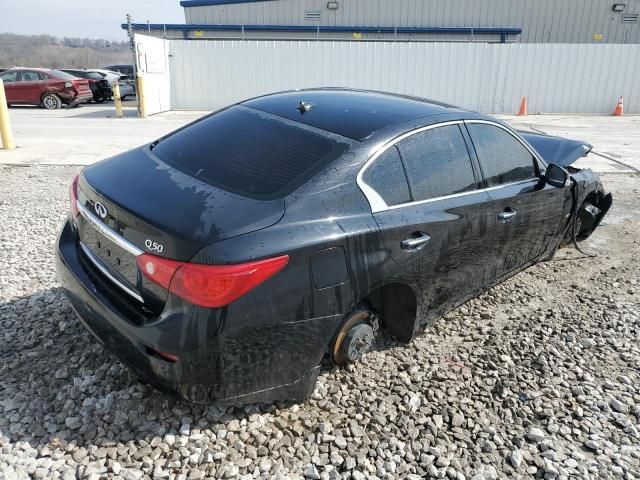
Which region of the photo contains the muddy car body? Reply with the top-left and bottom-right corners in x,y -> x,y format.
56,89 -> 612,404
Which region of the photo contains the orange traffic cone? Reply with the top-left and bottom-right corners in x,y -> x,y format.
612,96 -> 624,116
517,97 -> 528,116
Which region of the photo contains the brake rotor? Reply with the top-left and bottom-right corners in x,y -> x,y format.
332,310 -> 375,365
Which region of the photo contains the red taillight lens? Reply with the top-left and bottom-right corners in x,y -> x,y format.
137,254 -> 184,290
69,174 -> 79,218
137,254 -> 289,308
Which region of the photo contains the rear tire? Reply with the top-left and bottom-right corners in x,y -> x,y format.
41,93 -> 61,110
121,95 -> 127,101
94,94 -> 105,104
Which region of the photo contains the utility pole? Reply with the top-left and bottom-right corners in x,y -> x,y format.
126,13 -> 146,118
126,13 -> 137,76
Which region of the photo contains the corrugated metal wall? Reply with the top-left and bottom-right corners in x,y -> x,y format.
168,40 -> 640,113
184,0 -> 640,44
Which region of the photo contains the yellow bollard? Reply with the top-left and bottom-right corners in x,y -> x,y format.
137,74 -> 147,118
113,81 -> 123,118
0,79 -> 16,150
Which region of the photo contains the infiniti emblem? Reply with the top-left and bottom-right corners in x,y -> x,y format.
94,202 -> 108,219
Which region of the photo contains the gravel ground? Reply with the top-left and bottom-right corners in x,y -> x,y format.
0,164 -> 639,480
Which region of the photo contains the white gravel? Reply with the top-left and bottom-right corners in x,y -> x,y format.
0,164 -> 639,480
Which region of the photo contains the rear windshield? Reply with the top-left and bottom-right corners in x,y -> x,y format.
49,70 -> 78,80
151,106 -> 353,199
78,71 -> 103,80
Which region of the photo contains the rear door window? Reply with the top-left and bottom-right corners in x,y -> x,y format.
0,71 -> 18,83
151,105 -> 353,200
396,124 -> 477,201
49,70 -> 78,81
467,123 -> 538,187
362,146 -> 411,206
21,71 -> 44,81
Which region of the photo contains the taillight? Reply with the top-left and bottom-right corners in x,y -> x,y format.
137,254 -> 289,308
138,254 -> 183,290
69,174 -> 79,218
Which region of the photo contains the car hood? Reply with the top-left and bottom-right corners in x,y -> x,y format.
518,130 -> 592,167
81,146 -> 285,261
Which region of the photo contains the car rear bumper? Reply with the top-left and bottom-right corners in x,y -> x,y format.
59,90 -> 93,106
65,93 -> 93,107
98,87 -> 113,98
56,220 -> 333,404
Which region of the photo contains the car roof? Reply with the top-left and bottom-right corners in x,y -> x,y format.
242,88 -> 465,141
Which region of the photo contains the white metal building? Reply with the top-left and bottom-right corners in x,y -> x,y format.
127,0 -> 640,43
129,1 -> 640,115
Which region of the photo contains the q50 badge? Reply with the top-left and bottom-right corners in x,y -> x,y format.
145,239 -> 164,253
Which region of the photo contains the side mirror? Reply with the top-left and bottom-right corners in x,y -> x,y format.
545,163 -> 569,188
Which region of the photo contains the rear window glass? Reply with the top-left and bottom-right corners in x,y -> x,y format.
363,146 -> 410,206
397,125 -> 477,201
151,106 -> 352,199
49,70 -> 77,80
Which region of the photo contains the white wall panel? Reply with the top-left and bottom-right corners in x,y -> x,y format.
135,35 -> 171,115
168,40 -> 640,114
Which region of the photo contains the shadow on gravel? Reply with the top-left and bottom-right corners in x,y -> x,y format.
0,286 -> 408,451
0,287 -> 290,450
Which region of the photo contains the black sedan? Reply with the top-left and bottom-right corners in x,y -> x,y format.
56,89 -> 612,404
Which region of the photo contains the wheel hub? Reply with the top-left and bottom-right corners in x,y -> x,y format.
339,323 -> 374,363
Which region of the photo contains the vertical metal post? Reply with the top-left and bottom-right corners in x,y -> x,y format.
137,75 -> 147,119
113,82 -> 123,119
0,79 -> 15,149
163,24 -> 167,39
147,20 -> 151,35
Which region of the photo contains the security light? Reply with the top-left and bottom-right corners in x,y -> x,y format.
612,4 -> 626,11
327,1 -> 339,10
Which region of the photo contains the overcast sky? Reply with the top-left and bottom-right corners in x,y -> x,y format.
0,0 -> 184,40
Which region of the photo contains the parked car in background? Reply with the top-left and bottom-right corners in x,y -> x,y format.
60,69 -> 113,103
56,89 -> 611,404
0,68 -> 92,109
89,69 -> 135,100
103,64 -> 134,77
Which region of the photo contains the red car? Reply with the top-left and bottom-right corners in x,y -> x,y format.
0,68 -> 93,109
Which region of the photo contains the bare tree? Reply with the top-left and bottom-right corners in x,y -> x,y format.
0,33 -> 130,69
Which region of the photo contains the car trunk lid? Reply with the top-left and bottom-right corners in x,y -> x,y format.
76,146 -> 285,313
72,78 -> 92,95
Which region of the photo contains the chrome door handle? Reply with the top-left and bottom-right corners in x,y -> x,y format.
401,232 -> 431,251
497,208 -> 517,223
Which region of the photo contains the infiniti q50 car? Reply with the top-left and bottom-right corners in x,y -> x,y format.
56,89 -> 612,404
